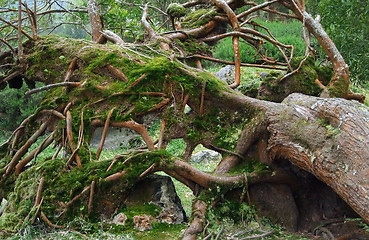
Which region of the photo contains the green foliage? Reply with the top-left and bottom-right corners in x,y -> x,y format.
0,83 -> 44,131
214,20 -> 307,63
318,0 -> 369,83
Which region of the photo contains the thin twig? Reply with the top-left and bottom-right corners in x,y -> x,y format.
238,230 -> 274,240
25,82 -> 81,95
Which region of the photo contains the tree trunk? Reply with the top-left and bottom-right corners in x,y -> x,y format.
87,0 -> 103,42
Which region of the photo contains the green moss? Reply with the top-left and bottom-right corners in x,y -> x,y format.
328,77 -> 347,98
166,3 -> 186,18
182,8 -> 217,29
258,57 -> 322,102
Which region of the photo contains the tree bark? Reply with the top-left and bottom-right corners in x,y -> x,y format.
87,0 -> 103,42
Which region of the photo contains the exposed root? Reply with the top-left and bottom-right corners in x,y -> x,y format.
199,81 -> 206,116
64,185 -> 91,209
64,58 -> 77,82
345,92 -> 365,103
106,64 -> 128,82
96,107 -> 117,160
158,119 -> 166,150
88,181 -> 95,214
92,120 -> 155,151
125,73 -> 148,91
41,211 -> 64,229
135,98 -> 171,116
229,36 -> 241,89
31,196 -> 44,224
1,114 -> 33,149
215,223 -> 224,240
40,109 -> 65,120
182,55 -> 286,70
182,200 -> 207,240
5,121 -> 48,177
16,132 -> 55,175
66,111 -> 82,168
139,163 -> 157,178
181,94 -> 190,112
105,170 -> 127,181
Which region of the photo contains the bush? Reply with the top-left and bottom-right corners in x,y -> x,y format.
213,20 -> 309,63
0,83 -> 44,131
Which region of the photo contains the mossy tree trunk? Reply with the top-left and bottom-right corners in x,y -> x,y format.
0,0 -> 368,239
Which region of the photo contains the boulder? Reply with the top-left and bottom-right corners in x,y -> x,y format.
90,127 -> 140,149
191,150 -> 221,164
213,65 -> 235,84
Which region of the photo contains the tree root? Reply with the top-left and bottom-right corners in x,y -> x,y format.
125,73 -> 147,91
139,163 -> 157,178
96,107 -> 116,160
105,170 -> 127,181
41,211 -> 64,229
182,200 -> 207,240
199,81 -> 206,116
88,180 -> 95,214
158,119 -> 166,150
16,132 -> 55,175
64,58 -> 77,82
106,64 -> 128,82
135,98 -> 171,116
5,121 -> 48,177
66,111 -> 82,168
39,109 -> 66,120
92,120 -> 155,151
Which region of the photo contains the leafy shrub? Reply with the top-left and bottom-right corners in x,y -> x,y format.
213,20 -> 308,63
0,83 -> 44,131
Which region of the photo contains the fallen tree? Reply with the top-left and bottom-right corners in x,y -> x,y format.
0,0 -> 368,239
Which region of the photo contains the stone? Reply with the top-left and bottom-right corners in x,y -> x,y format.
125,174 -> 187,224
213,65 -> 235,84
249,183 -> 299,232
112,212 -> 127,225
90,127 -> 140,149
133,215 -> 153,231
191,150 -> 221,164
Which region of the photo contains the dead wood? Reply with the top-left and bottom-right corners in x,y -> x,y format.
25,82 -> 81,95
